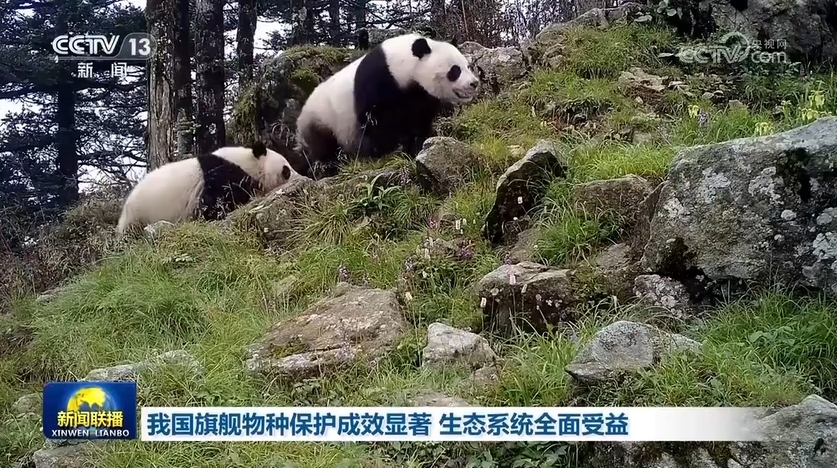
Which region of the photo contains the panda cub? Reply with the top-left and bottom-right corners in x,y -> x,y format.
116,142 -> 298,235
293,33 -> 480,178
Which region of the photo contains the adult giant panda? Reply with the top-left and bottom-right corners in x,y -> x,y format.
293,33 -> 480,178
116,142 -> 298,235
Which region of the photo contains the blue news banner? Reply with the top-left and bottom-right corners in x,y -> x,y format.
41,381 -> 767,442
43,381 -> 137,440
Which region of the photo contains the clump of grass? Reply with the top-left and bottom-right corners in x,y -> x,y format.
672,103 -> 776,145
13,224 -> 286,383
530,180 -> 622,267
560,24 -> 677,79
520,70 -> 634,118
449,95 -> 554,149
700,291 -> 837,397
568,140 -> 674,181
583,291 -> 837,407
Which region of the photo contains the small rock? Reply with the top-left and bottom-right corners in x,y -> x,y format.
272,275 -> 300,299
143,220 -> 175,240
422,323 -> 497,370
36,286 -> 70,303
245,284 -> 406,380
504,228 -> 539,263
590,243 -> 642,301
411,390 -> 470,407
469,365 -> 501,391
32,444 -> 96,468
83,350 -> 202,382
460,41 -> 528,92
618,67 -> 667,93
13,392 -> 41,415
565,320 -> 701,384
415,137 -> 479,195
633,132 -> 655,145
477,261 -> 581,336
483,140 -> 568,244
728,100 -> 748,110
573,175 -> 655,228
633,274 -> 693,318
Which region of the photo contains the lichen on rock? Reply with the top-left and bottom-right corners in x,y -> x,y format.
641,117 -> 837,297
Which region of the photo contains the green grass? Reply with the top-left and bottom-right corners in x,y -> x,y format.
3,22 -> 837,468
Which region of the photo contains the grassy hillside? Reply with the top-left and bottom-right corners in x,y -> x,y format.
2,23 -> 837,468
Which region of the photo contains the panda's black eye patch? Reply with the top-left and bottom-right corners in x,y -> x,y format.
447,65 -> 461,82
282,165 -> 291,180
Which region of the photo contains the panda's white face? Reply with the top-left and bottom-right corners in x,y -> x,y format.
413,39 -> 480,104
258,148 -> 297,192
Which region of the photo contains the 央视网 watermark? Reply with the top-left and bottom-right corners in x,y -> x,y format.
672,32 -> 788,65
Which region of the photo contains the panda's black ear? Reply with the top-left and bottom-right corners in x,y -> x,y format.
412,38 -> 432,59
251,141 -> 267,158
282,165 -> 291,180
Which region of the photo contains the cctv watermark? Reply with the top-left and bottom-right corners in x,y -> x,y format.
674,32 -> 788,65
51,32 -> 156,61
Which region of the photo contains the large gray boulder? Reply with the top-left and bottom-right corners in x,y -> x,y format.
709,0 -> 837,64
641,117 -> 837,296
591,394 -> 837,467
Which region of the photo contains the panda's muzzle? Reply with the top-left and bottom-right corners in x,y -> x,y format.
454,89 -> 475,100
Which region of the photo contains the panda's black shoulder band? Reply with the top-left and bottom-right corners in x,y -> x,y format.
251,141 -> 267,158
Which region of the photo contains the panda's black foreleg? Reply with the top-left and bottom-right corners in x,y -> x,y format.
403,119 -> 435,157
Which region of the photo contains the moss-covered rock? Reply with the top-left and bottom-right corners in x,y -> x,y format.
227,45 -> 359,157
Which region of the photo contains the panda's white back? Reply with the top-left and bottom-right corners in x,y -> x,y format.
117,158 -> 204,233
297,56 -> 363,150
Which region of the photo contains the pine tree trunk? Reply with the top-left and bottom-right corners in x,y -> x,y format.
236,0 -> 257,89
55,64 -> 79,208
328,0 -> 340,45
194,0 -> 226,155
174,0 -> 194,158
146,0 -> 178,170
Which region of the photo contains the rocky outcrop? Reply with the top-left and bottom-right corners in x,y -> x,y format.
227,46 -> 357,160
245,283 -> 407,380
483,140 -> 568,244
526,2 -> 646,67
641,117 -> 837,297
460,42 -> 529,93
708,0 -> 837,64
591,394 -> 837,467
